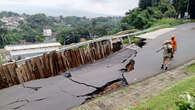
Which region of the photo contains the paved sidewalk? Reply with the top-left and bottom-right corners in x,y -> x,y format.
72,60 -> 195,110
136,28 -> 176,39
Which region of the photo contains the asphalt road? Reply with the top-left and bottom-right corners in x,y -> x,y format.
126,23 -> 195,84
0,23 -> 195,110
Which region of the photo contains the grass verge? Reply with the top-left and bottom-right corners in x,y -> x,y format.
132,64 -> 195,110
184,63 -> 195,73
151,18 -> 184,27
132,77 -> 195,110
190,19 -> 195,23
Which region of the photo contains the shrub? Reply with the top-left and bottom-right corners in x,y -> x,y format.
130,36 -> 140,44
123,38 -> 130,44
176,92 -> 195,110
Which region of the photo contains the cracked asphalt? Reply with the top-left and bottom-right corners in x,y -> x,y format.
0,23 -> 195,110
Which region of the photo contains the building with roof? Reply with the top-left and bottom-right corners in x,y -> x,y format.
0,16 -> 24,30
43,28 -> 52,37
4,42 -> 61,59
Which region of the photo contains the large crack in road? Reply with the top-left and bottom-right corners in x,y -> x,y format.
2,23 -> 195,110
0,47 -> 138,110
64,50 -> 137,109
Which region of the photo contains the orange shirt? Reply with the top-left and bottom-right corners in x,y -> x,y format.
171,40 -> 177,51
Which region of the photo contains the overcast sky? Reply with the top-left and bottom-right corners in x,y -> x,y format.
0,0 -> 139,17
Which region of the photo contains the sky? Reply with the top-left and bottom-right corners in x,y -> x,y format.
0,0 -> 139,17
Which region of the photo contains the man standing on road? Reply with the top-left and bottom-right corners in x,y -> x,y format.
157,40 -> 173,70
171,34 -> 177,58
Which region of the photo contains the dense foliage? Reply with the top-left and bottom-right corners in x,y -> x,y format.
51,16 -> 122,45
56,27 -> 90,45
0,28 -> 8,48
0,11 -> 20,18
0,0 -> 192,47
139,0 -> 160,9
122,0 -> 190,29
0,12 -> 121,48
122,0 -> 178,29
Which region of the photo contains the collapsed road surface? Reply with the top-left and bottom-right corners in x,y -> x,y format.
0,47 -> 136,110
0,23 -> 195,110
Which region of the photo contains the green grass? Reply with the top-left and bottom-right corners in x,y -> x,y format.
123,38 -> 130,44
131,76 -> 195,110
151,18 -> 184,28
79,44 -> 88,49
148,24 -> 171,33
190,19 -> 195,23
133,18 -> 183,38
135,18 -> 184,37
123,36 -> 140,44
184,63 -> 195,73
130,36 -> 140,44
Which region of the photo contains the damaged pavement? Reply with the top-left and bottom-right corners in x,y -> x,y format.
0,48 -> 137,110
1,23 -> 195,110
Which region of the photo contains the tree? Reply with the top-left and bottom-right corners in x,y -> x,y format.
0,21 -> 5,27
172,0 -> 188,18
5,29 -> 23,45
158,0 -> 176,18
0,11 -> 123,46
147,7 -> 163,19
57,27 -> 90,45
139,0 -> 160,9
26,13 -> 54,33
0,28 -> 8,48
121,2 -> 176,30
20,23 -> 37,42
121,8 -> 151,29
0,11 -> 20,18
139,0 -> 152,10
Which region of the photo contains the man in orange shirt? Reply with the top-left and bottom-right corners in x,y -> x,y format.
171,34 -> 177,58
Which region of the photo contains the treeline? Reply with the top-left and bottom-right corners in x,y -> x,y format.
0,13 -> 52,48
0,11 -> 20,18
0,12 -> 122,48
121,0 -> 189,29
56,16 -> 122,44
0,0 -> 191,48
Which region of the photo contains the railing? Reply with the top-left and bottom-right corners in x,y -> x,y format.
6,24 -> 168,64
0,24 -> 169,89
59,24 -> 168,51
